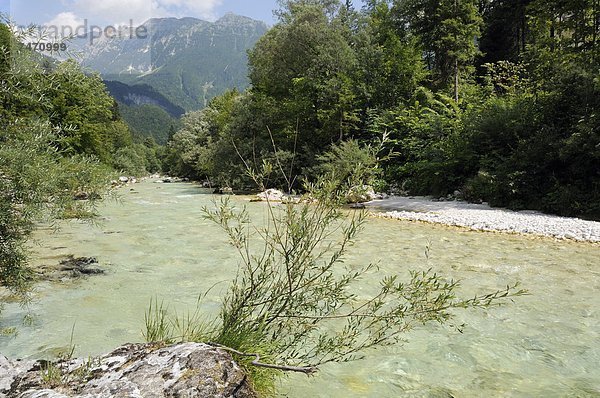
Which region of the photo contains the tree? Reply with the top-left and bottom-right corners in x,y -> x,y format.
48,61 -> 132,163
0,23 -> 114,325
249,1 -> 359,147
528,0 -> 600,56
398,0 -> 483,101
353,0 -> 427,111
0,23 -> 12,76
478,0 -> 532,64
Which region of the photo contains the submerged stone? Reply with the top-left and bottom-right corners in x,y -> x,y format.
34,256 -> 106,282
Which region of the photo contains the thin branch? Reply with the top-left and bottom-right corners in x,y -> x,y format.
208,342 -> 318,375
266,126 -> 292,192
273,287 -> 526,321
288,119 -> 299,192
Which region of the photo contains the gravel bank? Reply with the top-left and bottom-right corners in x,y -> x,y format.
367,196 -> 600,243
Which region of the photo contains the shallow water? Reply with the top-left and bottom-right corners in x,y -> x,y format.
2,181 -> 599,397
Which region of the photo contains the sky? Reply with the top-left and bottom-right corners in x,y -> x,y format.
1,0 -> 366,30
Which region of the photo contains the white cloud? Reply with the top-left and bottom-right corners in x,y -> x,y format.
157,0 -> 223,20
70,0 -> 153,25
43,12 -> 85,39
45,12 -> 84,30
59,0 -> 223,26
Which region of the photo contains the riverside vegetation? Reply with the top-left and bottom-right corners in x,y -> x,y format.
0,21 -> 161,327
0,0 -> 596,395
164,0 -> 600,220
143,152 -> 526,395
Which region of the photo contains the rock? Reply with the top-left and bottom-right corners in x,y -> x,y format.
161,177 -> 184,184
1,343 -> 256,398
73,191 -> 89,201
371,192 -> 388,200
118,176 -> 129,183
36,256 -> 105,281
58,256 -> 104,276
73,192 -> 101,201
256,189 -> 285,202
19,390 -> 68,398
345,185 -> 376,204
0,357 -> 36,393
219,187 -> 234,195
349,203 -> 366,209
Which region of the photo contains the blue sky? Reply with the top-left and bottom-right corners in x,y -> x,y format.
1,0 -> 365,29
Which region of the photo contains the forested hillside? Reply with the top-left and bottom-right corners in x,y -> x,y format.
103,80 -> 185,118
119,103 -> 181,145
165,0 -> 600,219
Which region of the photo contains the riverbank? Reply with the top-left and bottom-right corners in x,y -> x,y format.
367,196 -> 600,243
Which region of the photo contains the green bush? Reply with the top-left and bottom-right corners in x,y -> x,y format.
0,22 -> 117,321
144,172 -> 525,393
0,120 -> 113,305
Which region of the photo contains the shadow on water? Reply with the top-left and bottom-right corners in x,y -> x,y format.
159,183 -> 215,196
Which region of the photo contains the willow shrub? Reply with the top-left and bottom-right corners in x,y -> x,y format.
144,164 -> 526,395
1,21 -> 117,324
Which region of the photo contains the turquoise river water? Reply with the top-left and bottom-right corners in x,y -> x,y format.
1,180 -> 599,397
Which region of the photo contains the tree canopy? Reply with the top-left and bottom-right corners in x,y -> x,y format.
164,0 -> 599,219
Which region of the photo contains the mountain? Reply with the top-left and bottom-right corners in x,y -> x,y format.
119,103 -> 181,145
72,14 -> 268,112
104,80 -> 185,117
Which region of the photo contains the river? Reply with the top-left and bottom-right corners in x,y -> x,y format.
2,180 -> 599,397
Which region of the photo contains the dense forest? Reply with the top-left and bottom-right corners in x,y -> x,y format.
164,0 -> 600,220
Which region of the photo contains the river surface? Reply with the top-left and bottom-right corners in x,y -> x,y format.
2,181 -> 599,397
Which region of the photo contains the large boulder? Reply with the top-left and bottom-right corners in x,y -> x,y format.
1,343 -> 256,398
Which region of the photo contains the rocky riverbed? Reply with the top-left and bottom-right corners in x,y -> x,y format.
367,196 -> 600,242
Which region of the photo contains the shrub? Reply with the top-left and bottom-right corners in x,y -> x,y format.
0,120 -> 112,316
144,166 -> 525,393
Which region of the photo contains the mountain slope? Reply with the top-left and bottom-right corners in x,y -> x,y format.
104,80 -> 185,117
74,14 -> 267,112
119,103 -> 181,145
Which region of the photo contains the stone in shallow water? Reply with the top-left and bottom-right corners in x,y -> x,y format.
35,256 -> 106,282
255,189 -> 284,202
